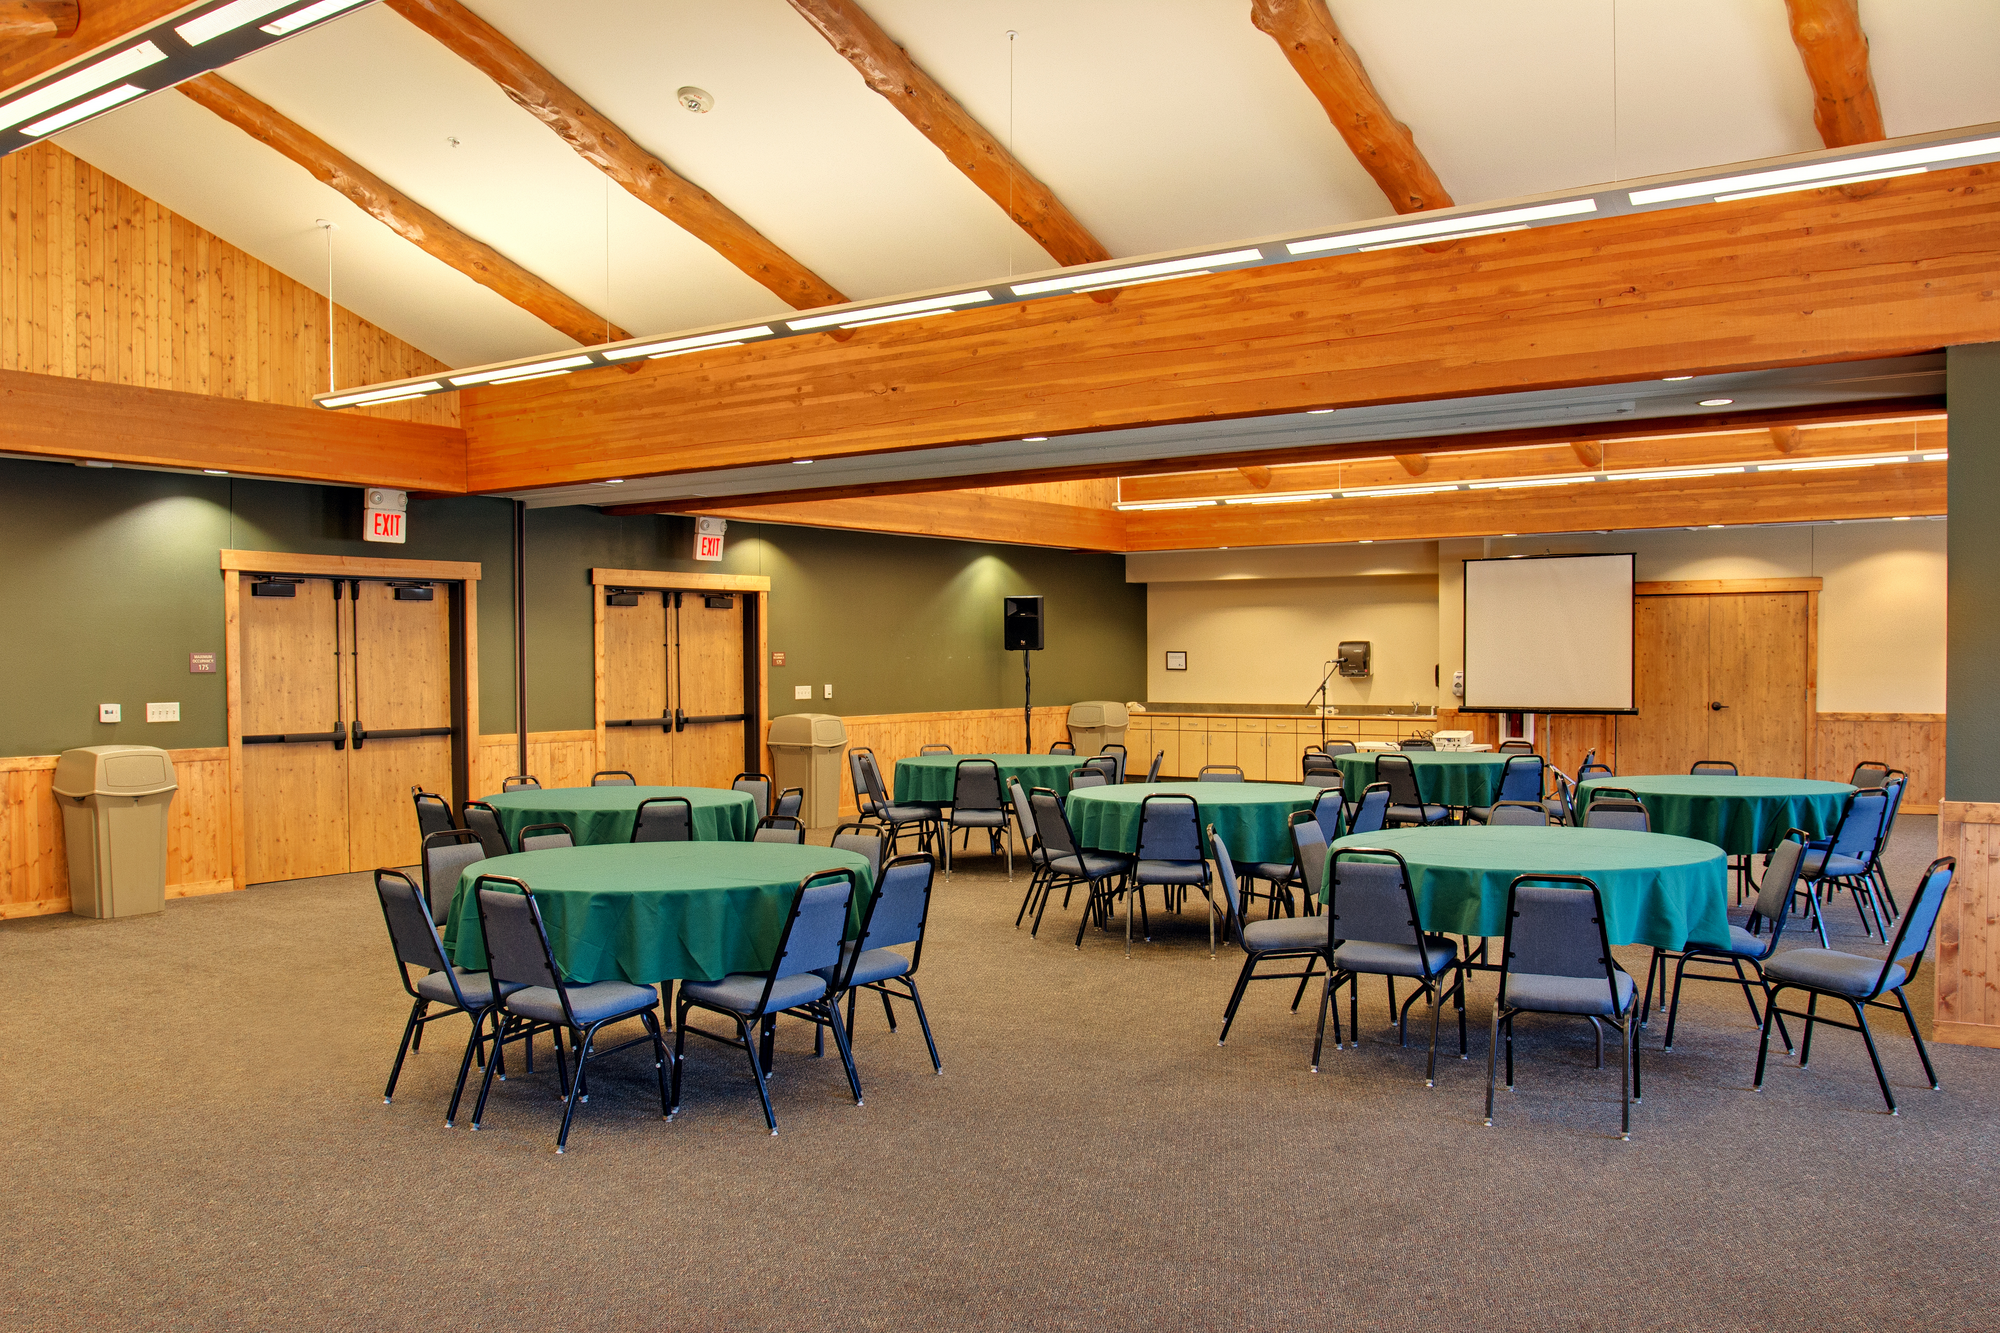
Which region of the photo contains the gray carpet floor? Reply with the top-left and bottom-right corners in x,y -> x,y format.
1,816 -> 1992,1331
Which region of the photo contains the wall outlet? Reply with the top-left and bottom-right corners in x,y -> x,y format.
793,685 -> 812,700
99,704 -> 121,723
823,683 -> 834,699
146,702 -> 180,723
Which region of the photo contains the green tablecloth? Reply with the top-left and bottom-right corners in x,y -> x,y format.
1067,782 -> 1321,864
1577,775 -> 1854,855
1325,826 -> 1730,951
481,786 -> 757,847
893,753 -> 1088,803
1333,751 -> 1513,807
443,842 -> 874,984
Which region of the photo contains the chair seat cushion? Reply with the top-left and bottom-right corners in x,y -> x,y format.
1804,853 -> 1870,879
1503,969 -> 1634,1016
1542,798 -> 1570,821
1134,858 -> 1209,885
1242,915 -> 1329,954
1245,862 -> 1299,883
950,809 -> 1008,828
1049,852 -> 1129,879
416,967 -> 523,1008
506,980 -> 658,1026
881,804 -> 940,822
1387,804 -> 1450,824
1465,804 -> 1496,823
681,970 -> 828,1015
1763,947 -> 1904,999
1335,937 -> 1457,980
815,945 -> 912,988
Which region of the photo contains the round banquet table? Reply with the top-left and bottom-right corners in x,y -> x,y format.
1333,751 -> 1512,807
1066,782 -> 1322,865
480,786 -> 757,847
893,753 -> 1088,803
1324,825 -> 1731,952
1576,775 -> 1854,854
443,841 -> 875,984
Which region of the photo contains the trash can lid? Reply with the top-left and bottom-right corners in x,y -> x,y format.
1066,700 -> 1129,727
51,745 -> 178,797
768,712 -> 847,746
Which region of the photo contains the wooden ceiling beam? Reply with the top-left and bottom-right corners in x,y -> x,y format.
1394,453 -> 1428,476
1571,440 -> 1604,468
693,490 -> 1126,553
0,2 -> 77,40
179,75 -> 629,349
385,0 -> 846,311
1784,0 -> 1885,148
785,0 -> 1110,268
1250,0 -> 1450,214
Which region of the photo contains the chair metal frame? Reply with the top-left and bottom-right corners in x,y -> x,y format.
631,796 -> 694,842
516,821 -> 575,853
501,775 -> 541,792
943,758 -> 1011,877
1023,787 -> 1131,944
854,749 -> 939,857
1143,751 -> 1164,782
820,853 -> 943,1075
591,770 -> 637,786
1654,830 -> 1809,1054
1008,778 -> 1052,930
1320,847 -> 1467,1084
754,814 -> 808,844
461,800 -> 509,858
1376,753 -> 1450,827
1214,826 -> 1335,1050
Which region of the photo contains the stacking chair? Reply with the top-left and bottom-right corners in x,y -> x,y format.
815,854 -> 943,1074
1800,786 -> 1894,940
462,801 -> 509,858
855,750 -> 939,857
1582,789 -> 1650,831
1398,737 -> 1436,751
1241,789 -> 1343,920
673,869 -> 864,1133
631,796 -> 693,843
1349,783 -> 1392,835
1691,759 -> 1739,776
1143,752 -> 1164,783
592,770 -> 636,787
420,829 -> 487,926
1378,754 -> 1449,827
1100,744 -> 1128,783
1050,740 -> 1076,755
919,743 -> 953,755
1214,828 -> 1335,1051
1486,802 -> 1551,827
1543,767 -> 1578,826
754,815 -> 807,845
412,787 -> 456,842
1025,788 -> 1131,942
1068,769 -> 1109,792
1468,754 -> 1545,824
1499,740 -> 1536,754
1577,750 -> 1614,783
1322,848 -> 1467,1083
1290,809 -> 1332,926
1126,794 -> 1208,953
1323,740 -> 1358,757
501,775 -> 541,792
1485,875 -> 1641,1139
1197,764 -> 1245,782
732,772 -> 773,820
848,748 -> 881,823
517,822 -> 574,852
1009,779 -> 1052,929
1657,832 -> 1809,1053
1756,857 -> 1955,1115
1865,770 -> 1910,917
469,876 -> 670,1152
374,868 -> 521,1125
1849,759 -> 1892,790
830,822 -> 887,883
1301,751 -> 1340,785
943,759 -> 1010,876
774,787 -> 805,821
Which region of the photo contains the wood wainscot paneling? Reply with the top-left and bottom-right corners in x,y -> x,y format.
474,731 -> 602,798
1935,800 -> 2000,1049
0,747 -> 234,919
795,707 -> 1074,820
1814,712 -> 1945,813
1432,710 -> 1619,786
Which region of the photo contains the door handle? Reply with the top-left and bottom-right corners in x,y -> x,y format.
674,707 -> 686,733
1710,701 -> 1728,711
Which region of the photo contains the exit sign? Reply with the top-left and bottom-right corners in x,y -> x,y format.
366,509 -> 405,542
363,487 -> 407,544
694,515 -> 726,562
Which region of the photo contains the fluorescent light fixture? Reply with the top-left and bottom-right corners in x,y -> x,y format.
1892,516 -> 1911,521
22,85 -> 150,136
1359,224 -> 1529,253
1923,452 -> 1949,462
447,355 -> 592,387
1340,483 -> 1461,498
1629,134 -> 2000,205
0,42 -> 165,132
601,479 -> 624,485
319,381 -> 443,408
355,392 -> 426,405
1698,398 -> 1734,407
1714,166 -> 1925,204
604,326 -> 772,361
786,291 -> 992,332
1757,455 -> 1886,472
259,0 -> 373,36
1022,436 -> 1048,442
1466,475 -> 1594,490
1115,500 -> 1218,512
1306,409 -> 1335,415
490,369 -> 574,385
1605,465 -> 1746,482
791,459 -> 813,465
1011,250 -> 1260,298
1662,375 -> 1694,382
1222,491 -> 1335,505
177,0 -> 301,45
1075,271 -> 1212,294
1287,199 -> 1597,256
202,469 -> 229,475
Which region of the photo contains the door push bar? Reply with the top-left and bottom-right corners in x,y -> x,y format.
349,721 -> 454,749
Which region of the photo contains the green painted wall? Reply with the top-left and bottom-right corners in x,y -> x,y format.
1947,344 -> 2000,801
0,456 -> 1143,757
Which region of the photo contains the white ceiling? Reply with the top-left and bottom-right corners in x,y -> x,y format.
44,0 -> 2000,375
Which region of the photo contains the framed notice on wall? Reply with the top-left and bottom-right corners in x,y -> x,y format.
1165,651 -> 1187,671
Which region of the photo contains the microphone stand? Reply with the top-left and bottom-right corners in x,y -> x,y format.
1305,660 -> 1339,749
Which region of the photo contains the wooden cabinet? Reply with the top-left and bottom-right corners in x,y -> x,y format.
1129,713 -> 1439,779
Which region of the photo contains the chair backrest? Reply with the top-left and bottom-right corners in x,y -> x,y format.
1498,740 -> 1535,754
632,796 -> 693,843
473,876 -> 565,996
919,743 -> 953,755
1100,744 -> 1128,783
1878,771 -> 1909,842
830,821 -> 886,880
1050,740 -> 1076,755
1350,783 -> 1392,834
1082,755 -> 1120,784
1290,812 -> 1329,911
592,770 -> 636,787
1545,767 -> 1577,823
518,822 -> 574,853
1028,788 -> 1080,859
1496,754 -> 1544,802
1498,876 -> 1620,1010
462,801 -> 509,858
1849,760 -> 1892,789
1577,753 -> 1614,781
1750,831 -> 1809,941
375,868 -> 456,990
1398,737 -> 1435,751
1144,751 -> 1164,782
412,789 -> 456,840
1375,753 -> 1423,806
1826,787 -> 1891,861
501,775 -> 540,792
1209,824 -> 1245,936
1691,759 -> 1739,776
1582,791 -> 1650,832
1197,765 -> 1245,782
1302,772 -> 1342,792
1069,769 -> 1109,791
773,870 -> 859,982
774,787 -> 805,819
733,773 -> 772,820
952,759 -> 1005,811
848,748 -> 878,816
1329,849 -> 1425,956
1324,741 -> 1358,756
1881,858 -> 1956,985
857,854 -> 934,958
857,751 -> 894,810
755,814 -> 807,844
1008,778 -> 1038,851
1488,801 -> 1549,827
1135,794 -> 1203,862
421,829 -> 486,925
1310,787 -> 1345,843
1301,751 -> 1339,778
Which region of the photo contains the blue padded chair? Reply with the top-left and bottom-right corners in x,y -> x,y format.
420,829 -> 487,927
774,786 -> 805,820
1322,848 -> 1466,1084
754,814 -> 807,844
468,875 -> 669,1152
1025,787 -> 1132,944
1377,754 -> 1450,827
1124,794 -> 1211,955
732,772 -> 772,820
592,769 -> 636,787
672,868 -> 864,1134
1485,802 -> 1550,826
461,800 -> 509,859
944,759 -> 1011,876
1577,749 -> 1613,783
1468,755 -> 1545,824
1656,831 -> 1809,1053
1755,857 -> 1955,1115
1865,770 -> 1909,917
1800,786 -> 1893,942
1498,740 -> 1536,754
1142,751 -> 1164,783
412,788 -> 455,842
516,821 -> 574,853
1213,826 -> 1334,1052
1485,875 -> 1640,1139
815,854 -> 942,1075
1348,782 -> 1392,835
631,796 -> 693,843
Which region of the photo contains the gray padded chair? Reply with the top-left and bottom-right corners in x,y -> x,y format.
1126,794 -> 1207,954
814,854 -> 942,1074
1756,856 -> 1955,1115
1485,801 -> 1551,827
501,775 -> 540,792
1498,740 -> 1536,754
1349,783 -> 1392,835
1543,767 -> 1578,826
1377,754 -> 1449,827
468,876 -> 669,1152
1214,826 -> 1334,1050
830,821 -> 887,883
1397,737 -> 1435,751
1009,779 -> 1053,930
1290,810 -> 1331,929
1050,741 -> 1076,755
1068,769 -> 1109,792
672,869 -> 863,1133
919,743 -> 953,755
1468,755 -> 1545,824
732,773 -> 772,820
516,822 -> 574,853
462,801 -> 509,859
1486,875 -> 1640,1139
754,815 -> 807,845
774,787 -> 805,821
944,759 -> 1011,876
1323,741 -> 1358,757
856,750 -> 939,857
1025,788 -> 1131,942
1081,755 -> 1120,785
412,788 -> 455,842
1656,831 -> 1809,1053
1691,760 -> 1739,776
631,796 -> 693,843
1849,759 -> 1892,790
1242,788 -> 1343,920
420,829 -> 487,926
591,770 -> 636,787
1100,744 -> 1128,784
1322,849 -> 1466,1083
1582,789 -> 1650,832
1197,764 -> 1245,782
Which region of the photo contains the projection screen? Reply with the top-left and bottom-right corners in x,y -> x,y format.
1462,553 -> 1635,712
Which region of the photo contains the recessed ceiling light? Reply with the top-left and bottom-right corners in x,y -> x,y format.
1022,436 -> 1048,442
1307,409 -> 1335,415
1708,523 -> 1724,529
1356,539 -> 1373,544
601,479 -> 624,485
1662,375 -> 1694,382
202,469 -> 228,475
1892,515 -> 1911,521
792,459 -> 813,465
1699,398 -> 1734,407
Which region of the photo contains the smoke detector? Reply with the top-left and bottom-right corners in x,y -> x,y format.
677,86 -> 714,114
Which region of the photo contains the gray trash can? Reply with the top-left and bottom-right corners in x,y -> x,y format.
51,745 -> 177,919
1067,701 -> 1130,759
768,713 -> 848,828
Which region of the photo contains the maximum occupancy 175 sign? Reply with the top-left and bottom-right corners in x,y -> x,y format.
694,516 -> 726,561
363,488 -> 407,544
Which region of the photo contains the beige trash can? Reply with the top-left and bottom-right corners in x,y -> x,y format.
51,745 -> 177,919
768,713 -> 848,828
1067,701 -> 1130,759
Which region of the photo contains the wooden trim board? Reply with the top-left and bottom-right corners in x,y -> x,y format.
220,550 -> 482,580
590,568 -> 771,592
1635,578 -> 1824,595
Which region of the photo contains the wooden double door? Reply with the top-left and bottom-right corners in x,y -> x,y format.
237,574 -> 462,883
1617,585 -> 1815,777
601,588 -> 755,789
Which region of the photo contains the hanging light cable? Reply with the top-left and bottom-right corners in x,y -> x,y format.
316,218 -> 337,394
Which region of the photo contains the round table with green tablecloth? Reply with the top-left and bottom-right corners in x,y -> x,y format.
443,841 -> 874,984
893,753 -> 1088,803
480,786 -> 757,847
1576,775 -> 1854,854
1333,751 -> 1513,808
1066,782 -> 1322,865
1324,825 -> 1730,951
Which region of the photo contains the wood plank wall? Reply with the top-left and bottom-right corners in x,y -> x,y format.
760,707 -> 1073,821
1935,801 -> 2000,1049
0,140 -> 457,427
473,731 -> 599,800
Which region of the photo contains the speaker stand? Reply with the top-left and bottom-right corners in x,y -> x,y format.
1022,648 -> 1032,753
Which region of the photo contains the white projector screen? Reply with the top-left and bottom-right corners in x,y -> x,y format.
1463,554 -> 1635,712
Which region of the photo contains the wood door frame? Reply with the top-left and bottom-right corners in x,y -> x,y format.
1633,577 -> 1820,778
590,568 -> 772,777
221,549 -> 482,890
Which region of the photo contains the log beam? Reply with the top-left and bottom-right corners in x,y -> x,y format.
1571,440 -> 1604,468
1394,453 -> 1428,476
1772,426 -> 1805,453
1784,0 -> 1885,148
386,0 -> 846,310
0,2 -> 77,40
785,0 -> 1111,267
0,1 -> 178,95
1239,465 -> 1274,488
1250,0 -> 1451,214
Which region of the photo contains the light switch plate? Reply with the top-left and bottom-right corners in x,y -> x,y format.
146,702 -> 180,723
99,704 -> 121,723
823,683 -> 833,699
793,685 -> 812,700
